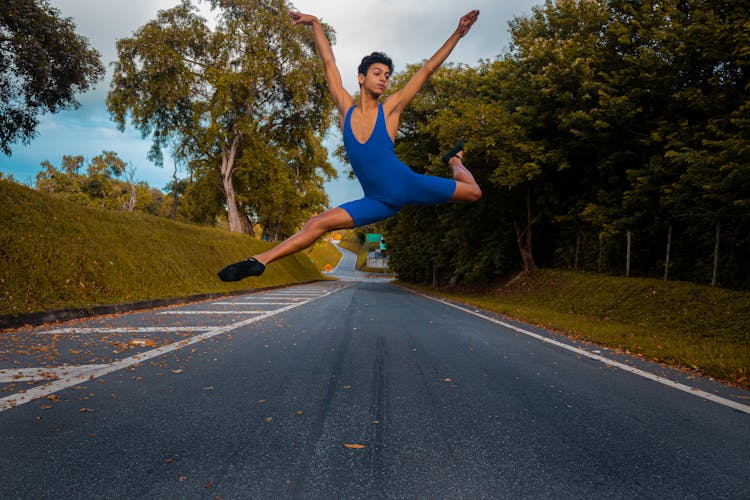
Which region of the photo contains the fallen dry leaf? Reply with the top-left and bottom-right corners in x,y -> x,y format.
79,408 -> 94,412
130,339 -> 156,347
170,369 -> 183,374
343,443 -> 366,449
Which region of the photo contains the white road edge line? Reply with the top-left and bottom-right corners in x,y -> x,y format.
0,284 -> 352,413
412,290 -> 750,416
40,327 -> 222,334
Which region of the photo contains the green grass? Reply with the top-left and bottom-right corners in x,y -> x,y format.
304,240 -> 343,272
0,179 -> 322,317
400,269 -> 750,389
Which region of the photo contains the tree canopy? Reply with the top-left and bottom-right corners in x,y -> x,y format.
385,0 -> 749,289
0,0 -> 104,155
107,0 -> 336,234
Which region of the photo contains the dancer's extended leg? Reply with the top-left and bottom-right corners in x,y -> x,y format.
254,207 -> 355,265
217,207 -> 355,282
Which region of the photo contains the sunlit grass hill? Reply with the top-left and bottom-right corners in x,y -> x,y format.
0,179 -> 325,319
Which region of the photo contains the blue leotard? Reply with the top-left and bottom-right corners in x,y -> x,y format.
338,103 -> 456,227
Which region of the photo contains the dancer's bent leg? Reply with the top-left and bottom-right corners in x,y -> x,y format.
254,207 -> 355,266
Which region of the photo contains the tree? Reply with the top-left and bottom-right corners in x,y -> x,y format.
35,151 -> 142,210
0,0 -> 104,155
107,0 -> 335,233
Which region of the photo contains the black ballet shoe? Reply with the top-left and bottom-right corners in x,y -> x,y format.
217,258 -> 266,282
441,141 -> 464,165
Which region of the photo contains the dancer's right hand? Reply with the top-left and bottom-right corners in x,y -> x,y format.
289,11 -> 317,26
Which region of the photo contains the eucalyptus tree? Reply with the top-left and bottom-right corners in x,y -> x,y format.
107,0 -> 334,233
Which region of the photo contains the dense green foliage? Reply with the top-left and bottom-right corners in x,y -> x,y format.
387,0 -> 749,289
107,0 -> 335,235
0,0 -> 104,155
0,179 -> 322,316
34,152 -> 168,215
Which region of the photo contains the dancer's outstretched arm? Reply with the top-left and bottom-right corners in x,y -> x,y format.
289,11 -> 355,118
384,10 -> 479,119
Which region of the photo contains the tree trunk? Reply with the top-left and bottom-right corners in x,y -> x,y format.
514,184 -> 536,273
221,134 -> 248,233
663,224 -> 672,281
574,232 -> 581,270
711,223 -> 720,286
598,235 -> 603,273
626,230 -> 632,277
125,165 -> 137,212
272,206 -> 286,241
170,162 -> 179,220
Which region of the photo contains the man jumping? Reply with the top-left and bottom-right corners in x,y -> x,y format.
218,9 -> 481,281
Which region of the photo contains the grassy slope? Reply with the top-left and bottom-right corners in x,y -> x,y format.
304,240 -> 343,271
0,180 -> 322,316
401,269 -> 750,389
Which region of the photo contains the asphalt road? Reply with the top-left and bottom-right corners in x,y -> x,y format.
1,258 -> 748,498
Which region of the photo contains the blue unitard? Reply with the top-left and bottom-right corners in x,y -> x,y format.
338,103 -> 457,227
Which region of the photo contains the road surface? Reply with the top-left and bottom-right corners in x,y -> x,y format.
0,254 -> 748,498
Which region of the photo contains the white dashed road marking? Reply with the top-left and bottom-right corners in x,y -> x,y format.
0,284 -> 351,413
0,365 -> 110,383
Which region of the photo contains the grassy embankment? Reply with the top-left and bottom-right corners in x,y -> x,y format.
401,271 -> 750,389
304,239 -> 343,272
0,179 -> 330,318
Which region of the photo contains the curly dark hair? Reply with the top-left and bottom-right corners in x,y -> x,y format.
357,52 -> 393,77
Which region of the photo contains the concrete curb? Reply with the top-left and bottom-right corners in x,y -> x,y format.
0,280 -> 325,330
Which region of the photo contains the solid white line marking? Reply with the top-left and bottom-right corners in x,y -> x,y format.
264,292 -> 322,295
0,364 -> 110,383
157,310 -> 267,315
212,301 -> 299,305
412,291 -> 750,416
0,284 -> 351,412
40,327 -> 220,335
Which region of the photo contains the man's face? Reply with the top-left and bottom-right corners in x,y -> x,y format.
359,63 -> 391,95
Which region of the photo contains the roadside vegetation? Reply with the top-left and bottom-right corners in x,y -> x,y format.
0,179 -> 322,318
304,239 -> 343,272
400,270 -> 750,390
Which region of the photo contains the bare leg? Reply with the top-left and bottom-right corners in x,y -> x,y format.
253,207 -> 355,265
448,151 -> 482,202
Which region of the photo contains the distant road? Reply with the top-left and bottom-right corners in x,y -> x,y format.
1,262 -> 748,498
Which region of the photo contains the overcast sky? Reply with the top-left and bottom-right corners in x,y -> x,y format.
1,0 -> 540,206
